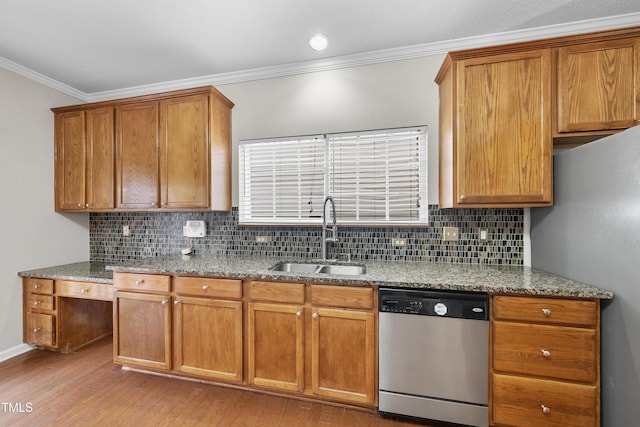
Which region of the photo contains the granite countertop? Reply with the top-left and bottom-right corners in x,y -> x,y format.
18,261 -> 113,283
19,255 -> 613,299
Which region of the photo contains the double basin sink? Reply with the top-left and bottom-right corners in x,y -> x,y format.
270,261 -> 366,276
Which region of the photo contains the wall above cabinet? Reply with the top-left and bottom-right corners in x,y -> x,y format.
52,86 -> 233,212
436,26 -> 640,208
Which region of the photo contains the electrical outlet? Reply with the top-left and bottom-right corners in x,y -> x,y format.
255,236 -> 271,243
392,238 -> 407,247
443,226 -> 459,242
122,225 -> 130,236
479,229 -> 488,241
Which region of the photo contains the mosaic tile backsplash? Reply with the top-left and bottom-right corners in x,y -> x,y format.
90,206 -> 524,265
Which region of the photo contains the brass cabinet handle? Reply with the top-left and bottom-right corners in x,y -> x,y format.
174,300 -> 180,305
161,297 -> 169,305
34,284 -> 42,289
33,300 -> 41,305
135,280 -> 144,287
202,285 -> 209,291
81,288 -> 89,293
33,328 -> 41,333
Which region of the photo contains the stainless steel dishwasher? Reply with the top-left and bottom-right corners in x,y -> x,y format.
378,288 -> 489,427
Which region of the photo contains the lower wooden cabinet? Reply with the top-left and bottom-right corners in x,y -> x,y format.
247,280 -> 377,407
111,273 -> 377,408
23,277 -> 113,353
173,296 -> 243,382
311,306 -> 375,405
113,273 -> 245,383
248,302 -> 305,392
113,290 -> 171,370
489,294 -> 600,427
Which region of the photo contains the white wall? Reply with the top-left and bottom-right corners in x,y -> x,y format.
218,55 -> 446,206
0,68 -> 89,358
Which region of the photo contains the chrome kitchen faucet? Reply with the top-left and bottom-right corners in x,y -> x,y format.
322,196 -> 338,261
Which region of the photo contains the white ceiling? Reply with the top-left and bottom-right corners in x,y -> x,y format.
1,0 -> 639,101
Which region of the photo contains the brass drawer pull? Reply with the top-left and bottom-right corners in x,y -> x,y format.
135,280 -> 145,287
202,285 -> 209,291
34,284 -> 42,289
33,328 -> 41,333
541,349 -> 551,358
33,300 -> 41,305
81,288 -> 89,293
541,308 -> 551,316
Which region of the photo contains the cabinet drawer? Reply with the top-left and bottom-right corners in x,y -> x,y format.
492,321 -> 597,383
57,280 -> 114,301
493,295 -> 597,327
26,294 -> 54,312
25,312 -> 55,347
24,278 -> 54,295
113,272 -> 170,293
174,276 -> 242,299
249,281 -> 305,304
311,285 -> 373,309
492,373 -> 597,427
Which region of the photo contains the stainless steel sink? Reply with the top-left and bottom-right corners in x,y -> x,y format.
269,262 -> 366,275
317,264 -> 366,275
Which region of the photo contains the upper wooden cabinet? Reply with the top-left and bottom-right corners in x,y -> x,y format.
437,50 -> 553,208
556,37 -> 640,136
436,26 -> 640,208
53,86 -> 233,212
115,101 -> 159,209
54,107 -> 115,211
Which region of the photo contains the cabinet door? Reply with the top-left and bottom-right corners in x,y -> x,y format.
173,296 -> 242,382
557,37 -> 640,133
159,94 -> 210,209
54,111 -> 86,211
86,107 -> 115,209
115,101 -> 159,209
456,50 -> 552,206
248,302 -> 304,392
311,307 -> 375,405
113,291 -> 170,370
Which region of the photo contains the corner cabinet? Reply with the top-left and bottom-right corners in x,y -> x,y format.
436,49 -> 553,208
489,295 -> 600,427
53,85 -> 233,212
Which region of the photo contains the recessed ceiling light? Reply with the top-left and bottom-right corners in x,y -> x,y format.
309,34 -> 329,51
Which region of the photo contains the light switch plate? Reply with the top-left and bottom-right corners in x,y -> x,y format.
443,226 -> 459,242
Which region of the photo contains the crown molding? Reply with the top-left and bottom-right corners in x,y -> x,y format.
3,12 -> 639,103
0,56 -> 89,101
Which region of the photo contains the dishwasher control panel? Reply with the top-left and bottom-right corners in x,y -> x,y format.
379,288 -> 488,320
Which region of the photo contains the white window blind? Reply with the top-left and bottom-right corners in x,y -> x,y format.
328,127 -> 428,224
238,126 -> 428,225
239,136 -> 326,224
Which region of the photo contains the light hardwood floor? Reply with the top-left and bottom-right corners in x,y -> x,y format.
0,338 -> 440,427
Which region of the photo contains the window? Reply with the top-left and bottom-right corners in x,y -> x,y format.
239,126 -> 427,226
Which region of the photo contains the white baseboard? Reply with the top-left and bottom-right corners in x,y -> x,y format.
0,343 -> 34,363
